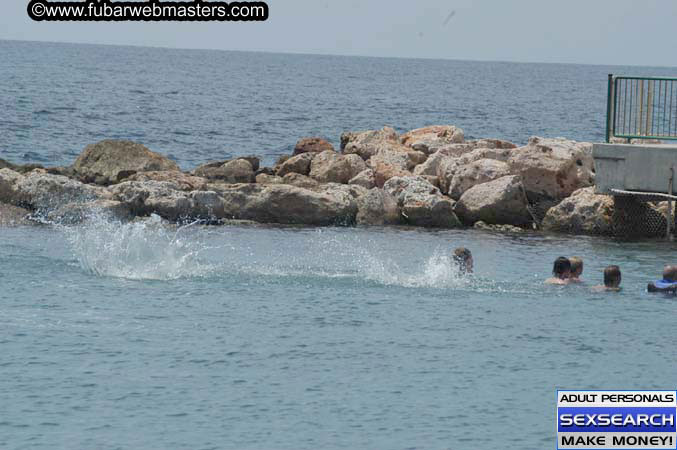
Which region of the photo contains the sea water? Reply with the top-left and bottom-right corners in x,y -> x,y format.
1,40 -> 677,449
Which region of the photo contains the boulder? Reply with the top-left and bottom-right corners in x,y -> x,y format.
0,202 -> 32,226
126,171 -> 209,191
281,173 -> 320,189
276,152 -> 314,177
2,171 -> 111,212
341,126 -> 399,160
47,199 -> 132,224
413,148 -> 457,177
73,140 -> 180,185
214,184 -> 358,225
384,176 -> 460,228
355,188 -> 401,226
370,161 -> 411,188
507,137 -> 595,201
294,137 -> 335,155
447,159 -> 511,200
454,175 -> 532,226
309,151 -> 367,184
541,187 -> 613,235
400,125 -> 464,154
193,159 -> 255,183
348,169 -> 376,189
110,180 -> 228,221
255,173 -> 284,184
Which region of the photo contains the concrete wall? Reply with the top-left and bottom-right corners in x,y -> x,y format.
593,143 -> 677,194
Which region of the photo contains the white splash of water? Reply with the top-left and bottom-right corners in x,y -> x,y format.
63,213 -> 214,280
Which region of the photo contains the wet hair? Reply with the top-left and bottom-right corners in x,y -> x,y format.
663,265 -> 677,282
569,257 -> 583,275
552,257 -> 571,277
604,265 -> 621,287
453,247 -> 472,272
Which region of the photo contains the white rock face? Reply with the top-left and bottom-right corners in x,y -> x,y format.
446,159 -> 511,200
508,137 -> 595,200
454,175 -> 532,226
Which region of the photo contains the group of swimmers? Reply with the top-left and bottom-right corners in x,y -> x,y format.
452,247 -> 677,293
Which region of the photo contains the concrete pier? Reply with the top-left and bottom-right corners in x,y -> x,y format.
593,143 -> 677,195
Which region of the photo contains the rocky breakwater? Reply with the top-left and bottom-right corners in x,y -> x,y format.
0,125 -> 658,237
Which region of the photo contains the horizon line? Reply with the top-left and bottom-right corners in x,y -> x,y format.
2,37 -> 677,70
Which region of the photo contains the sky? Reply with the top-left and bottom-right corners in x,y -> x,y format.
1,0 -> 677,66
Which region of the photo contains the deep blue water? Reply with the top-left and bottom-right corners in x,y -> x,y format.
1,40 -> 677,450
1,39 -> 675,169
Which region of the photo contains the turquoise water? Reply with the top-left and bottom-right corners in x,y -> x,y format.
2,218 -> 677,449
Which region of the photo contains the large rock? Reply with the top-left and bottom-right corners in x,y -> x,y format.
341,126 -> 399,160
126,171 -> 208,191
309,151 -> 367,184
110,180 -> 229,221
348,169 -> 376,189
541,187 -> 613,235
211,184 -> 359,225
455,175 -> 532,226
507,137 -> 595,201
400,125 -> 464,154
276,152 -> 314,177
73,140 -> 180,185
0,158 -> 44,174
355,188 -> 401,226
46,200 -> 132,224
0,170 -> 111,212
0,202 -> 32,226
294,137 -> 335,155
383,176 -> 460,228
281,173 -> 321,189
192,158 -> 257,183
447,158 -> 511,200
255,173 -> 284,184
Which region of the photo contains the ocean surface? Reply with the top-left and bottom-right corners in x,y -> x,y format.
1,40 -> 677,449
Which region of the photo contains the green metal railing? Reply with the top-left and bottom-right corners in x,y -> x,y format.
606,74 -> 677,142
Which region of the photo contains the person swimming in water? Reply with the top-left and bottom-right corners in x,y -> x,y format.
568,256 -> 583,282
592,265 -> 621,291
545,257 -> 571,285
453,247 -> 473,274
647,265 -> 677,293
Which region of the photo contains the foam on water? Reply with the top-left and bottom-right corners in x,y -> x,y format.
63,213 -> 215,280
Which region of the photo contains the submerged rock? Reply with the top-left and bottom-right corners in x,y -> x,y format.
73,140 -> 180,185
541,187 -> 613,235
473,221 -> 524,233
455,175 -> 532,226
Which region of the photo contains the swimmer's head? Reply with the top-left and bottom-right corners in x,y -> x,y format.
664,265 -> 677,282
552,257 -> 571,279
604,265 -> 621,288
453,247 -> 473,274
569,257 -> 583,278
